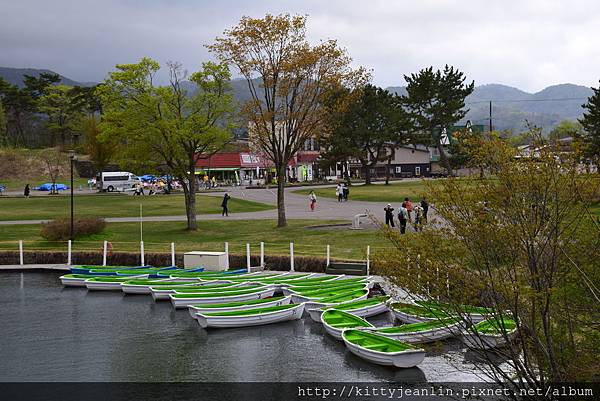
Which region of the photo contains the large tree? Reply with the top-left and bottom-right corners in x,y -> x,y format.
38,85 -> 85,146
322,84 -> 410,184
579,82 -> 600,161
98,58 -> 234,231
0,100 -> 6,145
208,14 -> 363,227
403,65 -> 474,175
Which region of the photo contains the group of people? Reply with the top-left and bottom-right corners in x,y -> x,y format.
384,197 -> 429,234
335,183 -> 349,202
202,175 -> 218,190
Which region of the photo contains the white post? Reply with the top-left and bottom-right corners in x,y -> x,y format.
171,242 -> 176,267
140,241 -> 145,266
290,242 -> 295,272
19,240 -> 24,266
67,240 -> 72,266
326,245 -> 330,267
224,242 -> 230,270
246,243 -> 251,272
260,242 -> 264,267
102,241 -> 108,266
366,245 -> 370,276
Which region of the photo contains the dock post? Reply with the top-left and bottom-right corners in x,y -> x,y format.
366,245 -> 370,276
67,240 -> 72,266
326,245 -> 330,267
171,242 -> 176,267
260,242 -> 264,268
224,242 -> 229,269
102,241 -> 108,266
246,243 -> 251,272
19,240 -> 23,265
290,242 -> 295,272
140,241 -> 145,266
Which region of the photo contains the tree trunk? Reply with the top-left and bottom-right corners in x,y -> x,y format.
183,172 -> 197,231
276,164 -> 287,228
363,162 -> 371,185
385,156 -> 392,185
437,142 -> 452,176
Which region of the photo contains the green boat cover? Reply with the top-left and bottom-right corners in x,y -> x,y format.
321,309 -> 373,329
294,283 -> 366,296
390,302 -> 450,319
190,296 -> 286,309
317,289 -> 369,303
202,303 -> 297,317
171,287 -> 268,299
371,318 -> 459,334
343,329 -> 415,352
416,300 -> 495,315
288,278 -> 365,290
474,317 -> 517,334
150,283 -> 236,291
276,276 -> 340,286
324,295 -> 390,311
173,284 -> 263,293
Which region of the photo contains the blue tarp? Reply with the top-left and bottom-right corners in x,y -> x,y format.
35,183 -> 69,191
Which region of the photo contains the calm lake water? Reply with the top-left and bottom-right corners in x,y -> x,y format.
0,272 -> 484,382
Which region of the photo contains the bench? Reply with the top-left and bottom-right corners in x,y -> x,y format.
326,262 -> 368,276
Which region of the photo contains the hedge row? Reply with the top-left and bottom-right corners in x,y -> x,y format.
0,251 -> 329,272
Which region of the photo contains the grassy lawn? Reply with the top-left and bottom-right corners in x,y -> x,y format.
0,194 -> 273,221
294,180 -> 431,203
0,220 -> 379,260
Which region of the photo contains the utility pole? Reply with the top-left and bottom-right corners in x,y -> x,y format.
489,101 -> 493,132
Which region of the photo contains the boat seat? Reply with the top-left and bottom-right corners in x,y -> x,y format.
330,322 -> 357,328
363,343 -> 391,351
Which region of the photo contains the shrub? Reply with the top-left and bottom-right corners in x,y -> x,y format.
40,217 -> 106,240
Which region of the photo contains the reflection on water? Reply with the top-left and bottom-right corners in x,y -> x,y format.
1,272 -> 483,382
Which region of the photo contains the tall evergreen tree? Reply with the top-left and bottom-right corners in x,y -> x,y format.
322,84 -> 410,184
579,82 -> 600,160
403,65 -> 474,175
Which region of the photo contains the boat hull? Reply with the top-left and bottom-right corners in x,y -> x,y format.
170,288 -> 276,309
343,336 -> 426,368
188,296 -> 292,317
390,308 -> 438,324
195,303 -> 304,329
461,330 -> 517,350
60,277 -> 89,287
368,322 -> 461,344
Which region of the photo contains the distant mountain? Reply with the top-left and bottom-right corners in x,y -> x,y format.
387,83 -> 593,133
1,66 -> 593,133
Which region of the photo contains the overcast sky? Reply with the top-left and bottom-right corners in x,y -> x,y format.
1,0 -> 599,92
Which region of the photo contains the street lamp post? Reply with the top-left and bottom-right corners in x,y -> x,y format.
68,150 -> 75,242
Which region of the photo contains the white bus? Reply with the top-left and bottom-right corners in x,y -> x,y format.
98,172 -> 141,192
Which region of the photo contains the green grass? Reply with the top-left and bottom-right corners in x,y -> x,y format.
293,180 -> 430,202
0,193 -> 273,221
0,219 -> 377,260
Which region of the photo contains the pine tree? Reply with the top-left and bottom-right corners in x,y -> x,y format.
580,82 -> 600,160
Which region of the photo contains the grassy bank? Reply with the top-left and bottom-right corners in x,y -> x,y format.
293,180 -> 430,203
0,219 -> 378,260
0,194 -> 273,221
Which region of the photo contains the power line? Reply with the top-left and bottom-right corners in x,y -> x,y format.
466,97 -> 588,105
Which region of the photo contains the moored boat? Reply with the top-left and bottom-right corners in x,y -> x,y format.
121,279 -> 201,295
389,301 -> 450,324
195,303 -> 304,328
342,329 -> 426,368
150,282 -> 244,301
170,287 -> 276,308
290,284 -> 368,304
365,317 -> 462,343
461,316 -> 517,350
321,309 -> 374,340
416,300 -> 493,324
84,275 -> 149,290
188,295 -> 292,317
307,296 -> 389,323
60,274 -> 109,287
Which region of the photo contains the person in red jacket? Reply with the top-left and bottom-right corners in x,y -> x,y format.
402,197 -> 413,222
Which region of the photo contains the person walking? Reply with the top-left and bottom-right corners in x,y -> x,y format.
24,184 -> 30,198
384,204 -> 395,227
420,197 -> 429,224
402,197 -> 413,222
413,204 -> 424,232
221,193 -> 231,216
342,183 -> 349,201
336,184 -> 343,202
398,203 -> 409,234
308,190 -> 317,211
